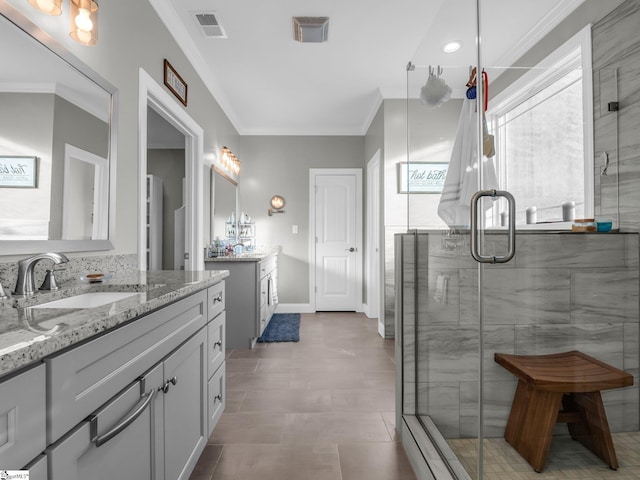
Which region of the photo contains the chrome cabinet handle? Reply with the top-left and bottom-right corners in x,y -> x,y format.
161,376 -> 178,393
213,293 -> 223,304
214,340 -> 222,349
470,189 -> 516,264
90,388 -> 156,447
214,394 -> 223,403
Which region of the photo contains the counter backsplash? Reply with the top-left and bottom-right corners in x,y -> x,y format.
0,254 -> 138,293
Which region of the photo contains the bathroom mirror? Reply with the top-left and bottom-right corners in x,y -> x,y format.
211,169 -> 237,243
0,3 -> 117,254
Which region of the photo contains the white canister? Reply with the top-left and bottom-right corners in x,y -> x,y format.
526,206 -> 537,224
562,201 -> 575,222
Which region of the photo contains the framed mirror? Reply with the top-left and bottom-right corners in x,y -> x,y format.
0,2 -> 117,255
210,168 -> 237,244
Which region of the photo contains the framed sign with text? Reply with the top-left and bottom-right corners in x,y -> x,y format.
0,156 -> 38,188
397,162 -> 448,193
164,59 -> 188,106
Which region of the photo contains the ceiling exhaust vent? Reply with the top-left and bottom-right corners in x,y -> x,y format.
194,12 -> 227,38
293,16 -> 329,43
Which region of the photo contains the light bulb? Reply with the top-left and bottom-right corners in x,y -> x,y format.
75,8 -> 94,32
36,0 -> 58,14
76,28 -> 93,44
29,0 -> 61,15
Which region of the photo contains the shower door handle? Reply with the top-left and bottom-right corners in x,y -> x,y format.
470,189 -> 516,264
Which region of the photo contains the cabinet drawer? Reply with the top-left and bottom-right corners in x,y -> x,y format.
207,363 -> 225,436
259,256 -> 276,278
207,281 -> 225,320
208,312 -> 225,379
46,290 -> 207,445
0,364 -> 46,469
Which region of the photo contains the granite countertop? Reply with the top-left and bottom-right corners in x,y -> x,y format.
204,251 -> 277,262
0,269 -> 228,378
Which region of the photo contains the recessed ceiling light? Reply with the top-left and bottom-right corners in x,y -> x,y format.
442,41 -> 462,53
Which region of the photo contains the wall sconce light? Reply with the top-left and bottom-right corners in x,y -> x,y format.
268,195 -> 285,216
69,0 -> 99,46
28,0 -> 63,15
213,146 -> 241,185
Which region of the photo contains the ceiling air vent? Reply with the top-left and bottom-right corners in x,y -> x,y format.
194,12 -> 227,38
293,17 -> 329,43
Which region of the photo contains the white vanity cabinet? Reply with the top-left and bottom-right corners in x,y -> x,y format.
205,253 -> 277,349
0,363 -> 46,471
41,281 -> 225,480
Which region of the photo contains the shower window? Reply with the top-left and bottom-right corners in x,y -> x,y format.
487,27 -> 594,226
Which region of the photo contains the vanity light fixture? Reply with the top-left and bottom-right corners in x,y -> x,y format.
268,195 -> 285,216
70,0 -> 98,46
442,41 -> 462,53
213,146 -> 241,185
28,0 -> 62,15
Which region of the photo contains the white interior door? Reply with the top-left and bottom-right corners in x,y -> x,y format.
313,170 -> 362,311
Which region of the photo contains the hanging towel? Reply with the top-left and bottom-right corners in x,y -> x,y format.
437,98 -> 498,228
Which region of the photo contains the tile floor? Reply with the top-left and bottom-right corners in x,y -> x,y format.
188,312 -> 417,480
449,432 -> 640,480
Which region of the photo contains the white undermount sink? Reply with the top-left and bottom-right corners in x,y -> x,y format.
35,291 -> 144,309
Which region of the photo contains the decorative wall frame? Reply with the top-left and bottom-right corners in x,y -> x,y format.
397,162 -> 448,193
0,156 -> 38,188
163,59 -> 188,106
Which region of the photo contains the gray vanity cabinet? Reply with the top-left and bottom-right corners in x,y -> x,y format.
163,328 -> 208,480
207,282 -> 226,435
46,363 -> 164,480
205,253 -> 277,349
0,363 -> 46,471
41,282 -> 225,480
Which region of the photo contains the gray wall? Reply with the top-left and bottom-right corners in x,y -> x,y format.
147,149 -> 186,270
3,0 -> 239,261
373,98 -> 463,337
238,136 -> 366,305
50,95 -> 109,239
0,93 -> 54,231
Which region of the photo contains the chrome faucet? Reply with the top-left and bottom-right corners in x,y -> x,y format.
14,252 -> 69,296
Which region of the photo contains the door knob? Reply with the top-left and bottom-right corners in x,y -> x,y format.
346,247 -> 356,252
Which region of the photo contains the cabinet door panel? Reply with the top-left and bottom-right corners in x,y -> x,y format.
47,364 -> 163,480
208,312 -> 225,378
163,329 -> 207,480
207,363 -> 225,436
0,364 -> 45,469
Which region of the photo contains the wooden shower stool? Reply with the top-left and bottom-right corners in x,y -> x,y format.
494,350 -> 634,473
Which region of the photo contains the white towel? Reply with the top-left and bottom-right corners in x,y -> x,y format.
437,98 -> 498,227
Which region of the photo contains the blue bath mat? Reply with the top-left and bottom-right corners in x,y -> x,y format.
257,313 -> 300,343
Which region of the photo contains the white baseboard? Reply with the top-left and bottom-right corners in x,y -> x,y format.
276,303 -> 314,314
378,320 -> 385,338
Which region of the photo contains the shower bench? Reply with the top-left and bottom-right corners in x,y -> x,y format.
495,350 -> 634,473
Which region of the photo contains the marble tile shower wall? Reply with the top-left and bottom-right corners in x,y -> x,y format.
398,231 -> 639,439
0,254 -> 138,292
593,0 -> 640,231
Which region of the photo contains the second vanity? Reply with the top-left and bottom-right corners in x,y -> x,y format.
205,252 -> 278,349
0,269 -> 227,480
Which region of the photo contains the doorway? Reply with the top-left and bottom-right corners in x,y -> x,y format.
137,69 -> 204,271
309,168 -> 363,312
